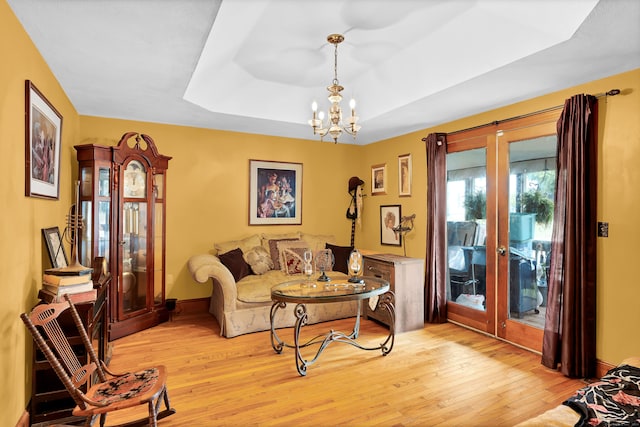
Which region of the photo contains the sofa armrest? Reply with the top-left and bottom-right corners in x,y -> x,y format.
187,254 -> 238,308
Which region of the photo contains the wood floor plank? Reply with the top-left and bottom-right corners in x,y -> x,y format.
103,312 -> 584,426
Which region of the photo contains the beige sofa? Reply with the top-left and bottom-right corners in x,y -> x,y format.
187,232 -> 357,337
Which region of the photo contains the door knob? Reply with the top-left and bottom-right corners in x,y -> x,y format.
497,246 -> 507,256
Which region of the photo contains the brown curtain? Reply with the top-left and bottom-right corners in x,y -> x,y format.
542,94 -> 598,378
424,133 -> 448,323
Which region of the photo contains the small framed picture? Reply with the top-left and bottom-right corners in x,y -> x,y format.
25,80 -> 63,199
398,153 -> 412,197
249,160 -> 302,225
371,163 -> 386,195
42,227 -> 68,268
380,205 -> 402,246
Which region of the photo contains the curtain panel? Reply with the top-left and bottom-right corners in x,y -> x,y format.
542,94 -> 598,378
424,133 -> 448,323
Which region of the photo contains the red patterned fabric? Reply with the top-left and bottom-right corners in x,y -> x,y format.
91,368 -> 159,405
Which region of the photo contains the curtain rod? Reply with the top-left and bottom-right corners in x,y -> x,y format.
426,89 -> 620,138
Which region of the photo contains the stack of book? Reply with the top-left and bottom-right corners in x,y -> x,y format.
39,271 -> 96,304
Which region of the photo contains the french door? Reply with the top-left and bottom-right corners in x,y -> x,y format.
445,112 -> 558,352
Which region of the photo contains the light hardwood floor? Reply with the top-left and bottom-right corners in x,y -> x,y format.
105,311 -> 585,426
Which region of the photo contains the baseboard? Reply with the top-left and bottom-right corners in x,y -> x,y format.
175,297 -> 209,315
15,410 -> 28,427
596,358 -> 616,378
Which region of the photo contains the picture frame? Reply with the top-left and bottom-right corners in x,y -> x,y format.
249,160 -> 302,225
371,163 -> 387,195
25,80 -> 63,199
380,205 -> 402,246
398,153 -> 412,196
42,227 -> 68,268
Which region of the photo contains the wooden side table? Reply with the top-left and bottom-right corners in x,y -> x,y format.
363,254 -> 425,332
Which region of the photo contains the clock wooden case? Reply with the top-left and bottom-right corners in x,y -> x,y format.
75,132 -> 172,340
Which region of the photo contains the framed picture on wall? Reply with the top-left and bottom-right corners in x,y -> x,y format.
249,160 -> 302,225
371,163 -> 386,195
25,80 -> 63,199
42,227 -> 68,268
380,204 -> 402,246
398,153 -> 412,196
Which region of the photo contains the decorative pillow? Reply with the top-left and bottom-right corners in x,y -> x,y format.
218,248 -> 252,282
243,245 -> 274,275
276,240 -> 311,272
281,248 -> 306,275
300,233 -> 336,252
326,243 -> 354,274
260,232 -> 301,251
214,234 -> 261,256
267,238 -> 299,270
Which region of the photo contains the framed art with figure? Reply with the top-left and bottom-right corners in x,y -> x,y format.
371,163 -> 386,195
25,80 -> 63,199
249,160 -> 302,225
42,227 -> 68,268
398,153 -> 412,196
380,205 -> 402,246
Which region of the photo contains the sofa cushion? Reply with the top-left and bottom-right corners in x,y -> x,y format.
326,243 -> 354,274
276,240 -> 311,271
218,248 -> 251,282
243,245 -> 274,275
214,234 -> 261,256
281,249 -> 305,275
235,269 -> 350,303
260,232 -> 301,250
266,238 -> 299,270
300,233 -> 336,252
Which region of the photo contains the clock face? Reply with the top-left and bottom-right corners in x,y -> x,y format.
123,160 -> 146,198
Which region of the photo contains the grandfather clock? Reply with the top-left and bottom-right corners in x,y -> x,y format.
76,132 -> 171,340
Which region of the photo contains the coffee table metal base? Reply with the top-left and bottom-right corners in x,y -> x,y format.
270,292 -> 395,376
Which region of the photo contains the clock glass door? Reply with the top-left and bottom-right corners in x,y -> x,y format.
119,160 -> 149,318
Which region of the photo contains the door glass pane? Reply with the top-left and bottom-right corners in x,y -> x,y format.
122,201 -> 147,314
446,148 -> 487,311
153,202 -> 163,305
80,200 -> 92,267
98,167 -> 110,197
98,200 -> 110,268
508,135 -> 556,327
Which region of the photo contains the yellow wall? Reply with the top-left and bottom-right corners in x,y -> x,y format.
1,1 -> 80,425
3,0 -> 640,422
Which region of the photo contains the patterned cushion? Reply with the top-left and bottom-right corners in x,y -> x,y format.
92,367 -> 159,405
243,245 -> 274,275
276,240 -> 311,273
281,248 -> 306,275
267,238 -> 299,270
300,233 -> 336,252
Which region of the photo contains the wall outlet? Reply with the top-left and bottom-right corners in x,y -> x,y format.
598,222 -> 609,237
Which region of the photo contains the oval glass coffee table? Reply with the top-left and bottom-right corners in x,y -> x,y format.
270,276 -> 395,376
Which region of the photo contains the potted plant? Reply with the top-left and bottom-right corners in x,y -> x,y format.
464,191 -> 486,220
520,189 -> 554,226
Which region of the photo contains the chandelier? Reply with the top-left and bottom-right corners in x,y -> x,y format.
308,34 -> 361,143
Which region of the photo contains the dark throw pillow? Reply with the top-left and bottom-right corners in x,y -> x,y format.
219,248 -> 251,282
326,243 -> 354,275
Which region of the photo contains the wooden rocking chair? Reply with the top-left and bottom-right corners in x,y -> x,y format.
21,294 -> 176,427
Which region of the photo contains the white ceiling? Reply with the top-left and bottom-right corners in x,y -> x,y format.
7,0 -> 640,145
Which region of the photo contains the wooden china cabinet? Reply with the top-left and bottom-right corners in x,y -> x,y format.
75,132 -> 172,340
